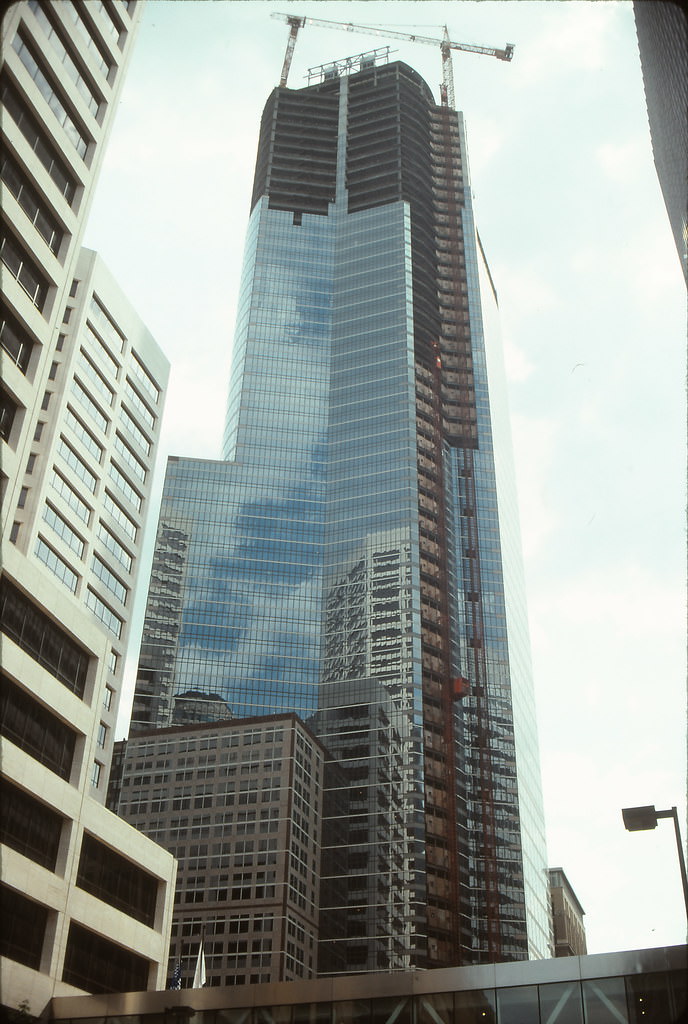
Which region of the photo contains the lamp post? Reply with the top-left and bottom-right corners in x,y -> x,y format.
622,804 -> 688,918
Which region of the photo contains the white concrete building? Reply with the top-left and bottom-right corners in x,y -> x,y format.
1,1 -> 176,1013
6,246 -> 170,791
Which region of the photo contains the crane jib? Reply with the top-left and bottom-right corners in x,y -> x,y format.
272,11 -> 515,98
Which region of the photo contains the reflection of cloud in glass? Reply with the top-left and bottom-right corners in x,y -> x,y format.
170,462 -> 326,716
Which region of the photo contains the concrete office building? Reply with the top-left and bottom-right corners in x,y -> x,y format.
1,1 -> 175,1012
128,51 -> 552,970
633,1 -> 688,283
548,868 -> 587,958
108,715 -> 325,988
4,246 -> 170,789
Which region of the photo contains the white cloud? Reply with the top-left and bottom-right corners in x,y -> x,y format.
510,412 -> 560,561
532,560 -> 685,642
596,137 -> 647,183
502,334 -> 534,383
512,1 -> 620,87
465,116 -> 507,176
569,217 -> 684,302
497,264 -> 559,322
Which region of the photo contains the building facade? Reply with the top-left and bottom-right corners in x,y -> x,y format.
5,243 -> 168,786
633,1 -> 688,284
129,53 -> 551,970
4,246 -> 169,791
1,1 -> 175,1013
548,868 -> 587,958
108,715 -> 325,988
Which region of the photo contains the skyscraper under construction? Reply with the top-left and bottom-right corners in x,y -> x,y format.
129,49 -> 552,970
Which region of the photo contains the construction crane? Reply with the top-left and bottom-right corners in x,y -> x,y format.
272,12 -> 514,108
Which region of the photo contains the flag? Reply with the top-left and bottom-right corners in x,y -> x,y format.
192,939 -> 206,988
169,961 -> 182,990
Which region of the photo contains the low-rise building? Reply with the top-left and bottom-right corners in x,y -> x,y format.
549,867 -> 587,957
47,944 -> 687,1023
109,714 -> 325,986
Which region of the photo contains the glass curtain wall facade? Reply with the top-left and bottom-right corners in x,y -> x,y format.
130,57 -> 551,970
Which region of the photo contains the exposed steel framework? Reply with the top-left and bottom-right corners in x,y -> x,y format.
431,103 -> 502,959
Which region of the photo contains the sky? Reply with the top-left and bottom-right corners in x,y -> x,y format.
83,0 -> 686,960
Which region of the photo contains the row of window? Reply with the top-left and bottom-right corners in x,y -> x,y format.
26,406 -> 138,600
104,488 -> 138,539
0,673 -> 76,780
66,402 -> 103,459
132,729 -> 287,761
131,350 -> 160,403
0,229 -> 49,310
92,0 -> 127,49
39,494 -> 129,611
13,32 -> 90,159
0,387 -> 19,441
173,913 -> 276,940
88,293 -> 125,351
0,576 -> 88,696
145,806 -> 280,836
109,459 -> 143,508
49,468 -> 88,524
59,434 -> 96,490
85,585 -> 123,638
1,149 -> 63,254
92,553 -> 127,603
43,501 -> 83,556
76,833 -> 158,926
85,319 -> 119,377
2,80 -> 77,203
1,777 -> 63,870
28,0 -> 103,119
64,0 -> 112,80
64,372 -> 150,495
63,920 -> 149,993
98,520 -> 133,571
69,355 -> 156,464
0,309 -> 34,373
0,762 -> 159,934
78,348 -> 114,406
125,376 -> 156,428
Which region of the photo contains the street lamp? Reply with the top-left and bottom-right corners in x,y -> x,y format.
622,804 -> 688,917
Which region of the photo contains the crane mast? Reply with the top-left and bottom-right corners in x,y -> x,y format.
278,15 -> 305,88
440,26 -> 455,109
271,12 -> 514,105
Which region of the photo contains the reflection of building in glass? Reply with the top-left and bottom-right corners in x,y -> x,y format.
315,530 -> 418,972
129,54 -> 551,969
548,867 -> 587,957
109,715 -> 325,987
633,1 -> 688,283
1,1 -> 175,1012
134,518 -> 191,730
